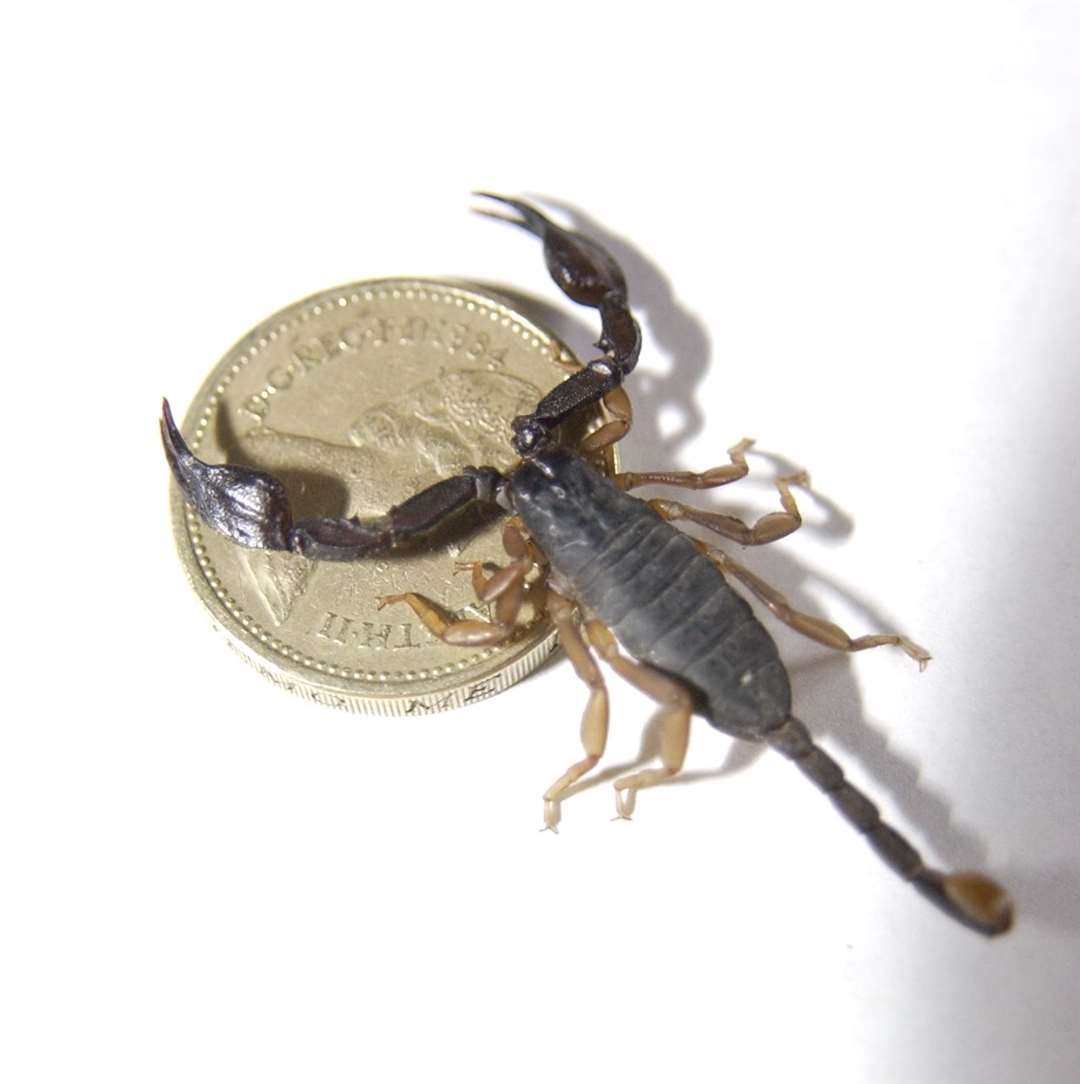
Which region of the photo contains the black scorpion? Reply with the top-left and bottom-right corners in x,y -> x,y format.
161,193 -> 1013,936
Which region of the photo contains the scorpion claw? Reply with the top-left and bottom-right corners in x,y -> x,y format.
160,398 -> 294,550
471,192 -> 551,236
476,192 -> 640,456
474,191 -> 628,308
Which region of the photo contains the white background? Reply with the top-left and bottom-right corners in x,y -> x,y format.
3,3 -> 1078,1082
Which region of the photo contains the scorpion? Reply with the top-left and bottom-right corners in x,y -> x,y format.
161,193 -> 1013,936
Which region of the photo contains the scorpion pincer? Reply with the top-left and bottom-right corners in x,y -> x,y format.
161,192 -> 1013,936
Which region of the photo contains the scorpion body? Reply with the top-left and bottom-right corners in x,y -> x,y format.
512,447 -> 790,734
162,193 -> 1013,937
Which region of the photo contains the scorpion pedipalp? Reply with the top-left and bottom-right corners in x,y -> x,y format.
161,398 -> 507,561
475,193 -> 642,456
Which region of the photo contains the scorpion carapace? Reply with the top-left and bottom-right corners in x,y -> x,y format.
162,193 -> 1013,937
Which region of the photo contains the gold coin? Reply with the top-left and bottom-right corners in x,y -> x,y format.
170,278 -> 617,714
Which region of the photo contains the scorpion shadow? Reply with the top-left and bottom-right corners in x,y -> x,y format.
494,197 -> 996,876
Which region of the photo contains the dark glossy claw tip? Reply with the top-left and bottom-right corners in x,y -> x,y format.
470,191 -> 553,237
160,398 -> 294,550
472,192 -> 628,308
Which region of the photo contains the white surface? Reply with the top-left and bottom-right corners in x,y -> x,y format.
3,3 -> 1078,1082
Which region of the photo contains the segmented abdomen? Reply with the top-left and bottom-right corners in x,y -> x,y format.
511,449 -> 790,735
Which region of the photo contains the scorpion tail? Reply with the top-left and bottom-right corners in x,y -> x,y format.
765,716 -> 1013,937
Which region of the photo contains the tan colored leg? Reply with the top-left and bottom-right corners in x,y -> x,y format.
702,543 -> 931,670
498,519 -> 537,562
579,386 -> 633,454
649,470 -> 810,545
378,523 -> 543,646
541,592 -> 609,832
453,521 -> 545,628
614,437 -> 755,491
584,621 -> 693,818
375,588 -> 526,646
494,517 -> 548,570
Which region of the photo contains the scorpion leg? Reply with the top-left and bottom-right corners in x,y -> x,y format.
584,621 -> 693,819
579,386 -> 633,455
161,399 -> 507,560
649,470 -> 810,546
540,591 -> 609,832
614,437 -> 754,492
375,592 -> 520,647
452,522 -> 542,627
700,542 -> 932,670
378,522 -> 545,646
473,193 -> 641,457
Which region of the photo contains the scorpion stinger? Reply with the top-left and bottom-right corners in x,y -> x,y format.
473,193 -> 641,457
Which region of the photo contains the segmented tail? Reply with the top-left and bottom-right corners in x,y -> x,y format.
765,717 -> 1013,936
